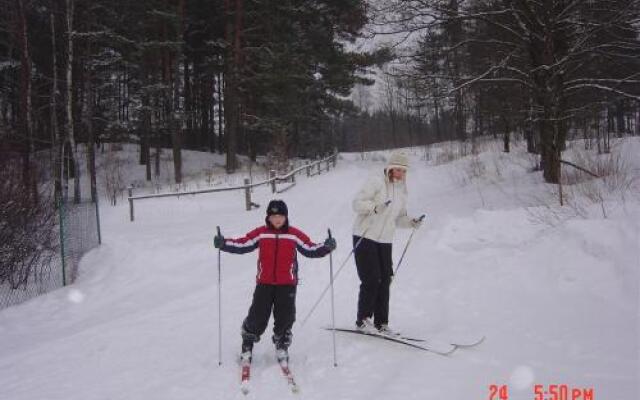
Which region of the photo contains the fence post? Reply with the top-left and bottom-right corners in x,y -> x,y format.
326,159 -> 330,171
290,165 -> 296,184
317,161 -> 321,175
306,164 -> 311,177
244,178 -> 252,211
332,153 -> 337,168
95,195 -> 102,245
128,186 -> 135,222
59,198 -> 67,286
270,170 -> 276,193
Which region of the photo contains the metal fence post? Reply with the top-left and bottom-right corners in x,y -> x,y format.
270,170 -> 276,193
95,195 -> 102,245
244,178 -> 251,211
59,198 -> 67,286
290,165 -> 296,184
128,186 -> 134,222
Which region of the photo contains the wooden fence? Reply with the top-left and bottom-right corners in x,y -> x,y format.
127,152 -> 338,221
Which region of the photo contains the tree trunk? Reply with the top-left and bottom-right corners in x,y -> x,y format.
142,92 -> 152,181
434,99 -> 441,141
224,0 -> 242,172
66,0 -> 80,203
503,117 -> 510,153
16,0 -> 36,204
540,131 -> 560,183
86,80 -> 97,202
217,68 -> 224,154
50,12 -> 62,202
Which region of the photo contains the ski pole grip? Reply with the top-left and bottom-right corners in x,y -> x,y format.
418,214 -> 426,221
328,228 -> 332,239
217,226 -> 221,236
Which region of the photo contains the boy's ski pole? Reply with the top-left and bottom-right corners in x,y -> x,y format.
328,229 -> 338,367
216,226 -> 223,366
300,204 -> 382,327
393,214 -> 425,276
300,233 -> 366,326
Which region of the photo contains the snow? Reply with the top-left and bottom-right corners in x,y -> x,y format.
0,138 -> 638,400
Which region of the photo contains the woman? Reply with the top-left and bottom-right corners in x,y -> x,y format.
352,151 -> 423,335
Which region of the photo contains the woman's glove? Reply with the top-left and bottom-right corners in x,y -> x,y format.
374,200 -> 391,214
411,215 -> 425,229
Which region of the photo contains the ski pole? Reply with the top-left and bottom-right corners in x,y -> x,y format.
393,214 -> 425,276
300,233 -> 367,326
300,205 -> 378,326
216,226 -> 223,366
328,229 -> 338,367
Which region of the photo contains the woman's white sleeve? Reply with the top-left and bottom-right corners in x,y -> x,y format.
396,207 -> 414,228
352,176 -> 380,215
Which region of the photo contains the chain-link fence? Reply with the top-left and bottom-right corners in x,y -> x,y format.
0,198 -> 101,309
59,199 -> 102,286
0,149 -> 102,310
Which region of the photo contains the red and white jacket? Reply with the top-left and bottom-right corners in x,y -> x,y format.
221,225 -> 329,285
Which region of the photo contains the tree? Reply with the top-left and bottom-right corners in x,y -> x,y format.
375,0 -> 640,183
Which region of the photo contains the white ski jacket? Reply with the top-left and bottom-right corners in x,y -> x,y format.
352,171 -> 413,244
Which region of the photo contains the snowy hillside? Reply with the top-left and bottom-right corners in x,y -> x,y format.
0,139 -> 638,400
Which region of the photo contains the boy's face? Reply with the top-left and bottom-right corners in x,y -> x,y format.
268,214 -> 286,229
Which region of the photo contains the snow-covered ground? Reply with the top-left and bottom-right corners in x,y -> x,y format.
1,139 -> 638,400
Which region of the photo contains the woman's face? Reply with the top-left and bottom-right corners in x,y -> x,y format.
389,168 -> 406,181
268,214 -> 286,229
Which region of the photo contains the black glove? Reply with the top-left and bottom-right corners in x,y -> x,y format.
324,237 -> 337,251
213,234 -> 225,249
411,214 -> 426,229
411,217 -> 424,229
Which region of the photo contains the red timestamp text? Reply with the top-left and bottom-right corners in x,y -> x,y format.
534,384 -> 594,400
488,384 -> 594,400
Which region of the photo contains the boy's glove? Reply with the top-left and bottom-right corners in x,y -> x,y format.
324,237 -> 337,251
213,234 -> 225,249
374,200 -> 391,214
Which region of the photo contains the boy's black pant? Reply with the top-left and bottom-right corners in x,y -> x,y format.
241,284 -> 296,350
353,235 -> 393,327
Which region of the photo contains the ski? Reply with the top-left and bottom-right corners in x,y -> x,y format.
398,333 -> 486,347
325,327 -> 456,356
326,328 -> 485,348
278,358 -> 299,393
276,350 -> 299,393
239,353 -> 251,395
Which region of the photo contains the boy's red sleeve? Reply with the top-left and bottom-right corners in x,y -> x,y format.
290,227 -> 330,258
222,227 -> 262,254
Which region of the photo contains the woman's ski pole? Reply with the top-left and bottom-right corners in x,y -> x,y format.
393,214 -> 425,276
300,205 -> 380,326
328,229 -> 338,367
216,226 -> 223,366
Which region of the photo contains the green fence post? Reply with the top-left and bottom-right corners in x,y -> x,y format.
95,195 -> 102,245
59,199 -> 67,286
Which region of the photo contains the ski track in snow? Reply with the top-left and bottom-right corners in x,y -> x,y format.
1,143 -> 638,400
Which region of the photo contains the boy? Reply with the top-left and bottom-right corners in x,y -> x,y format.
214,199 -> 336,363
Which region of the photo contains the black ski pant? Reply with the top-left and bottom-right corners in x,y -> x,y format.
241,284 -> 296,350
353,235 -> 393,328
